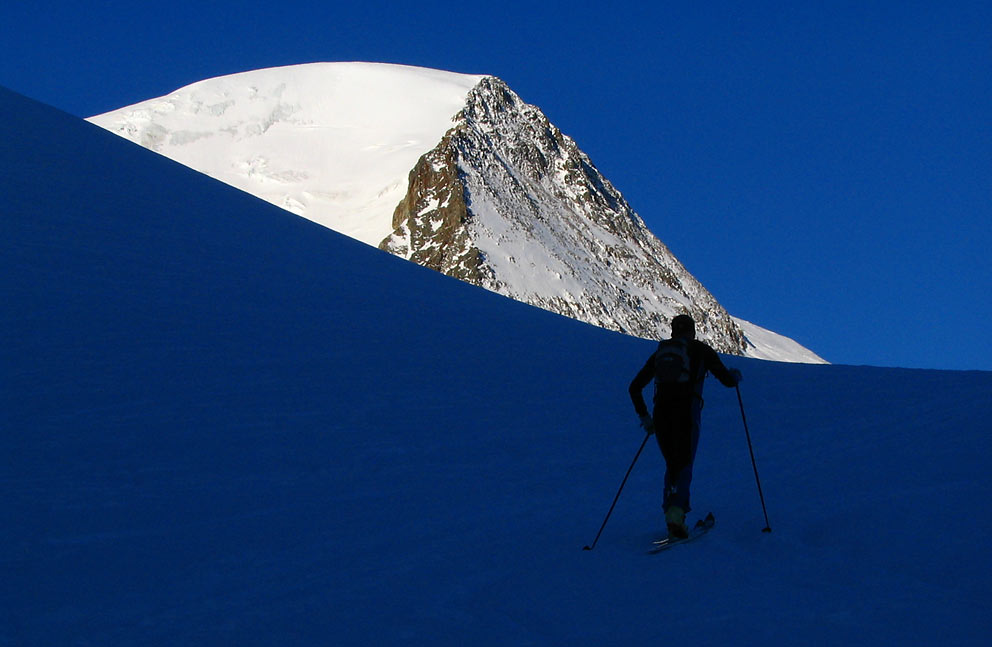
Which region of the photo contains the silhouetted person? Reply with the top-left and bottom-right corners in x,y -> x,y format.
629,314 -> 741,537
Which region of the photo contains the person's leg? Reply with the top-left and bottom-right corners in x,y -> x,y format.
671,399 -> 704,513
656,400 -> 694,514
654,409 -> 679,510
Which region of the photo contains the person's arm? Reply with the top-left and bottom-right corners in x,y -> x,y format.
699,343 -> 741,387
628,356 -> 655,418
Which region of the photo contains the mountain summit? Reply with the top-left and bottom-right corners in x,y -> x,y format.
88,62 -> 824,361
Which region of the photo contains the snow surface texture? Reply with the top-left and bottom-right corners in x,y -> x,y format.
87,62 -> 824,363
87,62 -> 484,246
5,86 -> 990,646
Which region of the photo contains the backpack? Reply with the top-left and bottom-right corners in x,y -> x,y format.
654,338 -> 692,387
653,338 -> 695,463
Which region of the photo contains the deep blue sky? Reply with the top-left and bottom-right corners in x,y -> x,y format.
2,1 -> 989,370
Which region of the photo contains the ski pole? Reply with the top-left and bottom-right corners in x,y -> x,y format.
583,432 -> 651,551
737,385 -> 772,533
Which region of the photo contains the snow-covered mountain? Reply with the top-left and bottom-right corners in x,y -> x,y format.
88,62 -> 824,362
5,84 -> 989,645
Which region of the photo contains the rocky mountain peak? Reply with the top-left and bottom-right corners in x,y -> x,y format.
382,76 -> 750,354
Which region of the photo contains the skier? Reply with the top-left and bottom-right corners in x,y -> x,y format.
629,314 -> 742,539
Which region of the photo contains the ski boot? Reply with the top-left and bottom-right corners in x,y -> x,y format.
665,506 -> 689,539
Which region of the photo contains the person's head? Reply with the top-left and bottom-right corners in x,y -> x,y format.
671,314 -> 696,340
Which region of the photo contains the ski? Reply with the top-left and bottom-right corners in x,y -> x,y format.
648,512 -> 715,554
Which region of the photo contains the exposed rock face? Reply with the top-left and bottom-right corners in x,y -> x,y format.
382,135 -> 489,284
382,77 -> 749,354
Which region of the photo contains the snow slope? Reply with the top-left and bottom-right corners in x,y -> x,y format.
87,62 -> 484,246
733,317 -> 827,364
5,87 -> 990,645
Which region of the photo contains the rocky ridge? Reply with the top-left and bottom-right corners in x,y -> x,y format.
382,77 -> 749,354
